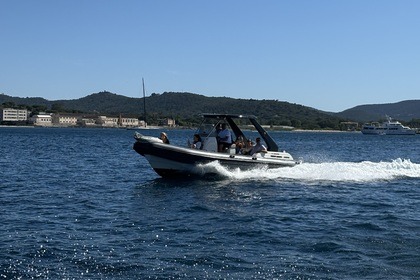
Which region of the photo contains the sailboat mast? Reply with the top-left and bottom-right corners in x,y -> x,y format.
142,78 -> 147,127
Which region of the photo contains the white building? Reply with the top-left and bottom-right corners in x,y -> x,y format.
79,117 -> 97,127
52,114 -> 78,126
31,114 -> 52,126
97,116 -> 118,127
1,108 -> 28,122
120,117 -> 140,127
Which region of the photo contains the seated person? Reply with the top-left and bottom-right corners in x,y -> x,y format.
234,136 -> 245,153
217,123 -> 232,152
160,132 -> 170,144
191,134 -> 203,150
240,138 -> 253,155
249,137 -> 267,156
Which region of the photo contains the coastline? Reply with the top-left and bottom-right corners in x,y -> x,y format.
0,124 -> 359,133
0,125 -> 34,128
292,129 -> 359,133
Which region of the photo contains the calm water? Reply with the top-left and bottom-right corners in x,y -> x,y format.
1,127 -> 419,279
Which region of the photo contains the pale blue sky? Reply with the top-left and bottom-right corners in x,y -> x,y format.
1,0 -> 419,112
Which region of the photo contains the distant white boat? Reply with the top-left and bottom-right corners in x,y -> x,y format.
361,116 -> 415,135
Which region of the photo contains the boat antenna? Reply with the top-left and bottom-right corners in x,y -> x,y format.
142,78 -> 147,127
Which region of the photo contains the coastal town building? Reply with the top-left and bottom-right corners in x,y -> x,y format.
96,115 -> 140,127
1,108 -> 28,122
52,114 -> 78,126
159,118 -> 176,127
97,116 -> 118,127
31,114 -> 52,126
119,115 -> 140,127
78,117 -> 97,127
1,109 -> 151,129
340,121 -> 359,131
138,120 -> 146,127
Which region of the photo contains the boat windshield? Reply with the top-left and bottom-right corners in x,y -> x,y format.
194,114 -> 279,151
196,119 -> 224,138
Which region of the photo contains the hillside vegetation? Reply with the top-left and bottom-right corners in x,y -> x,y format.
1,92 -> 346,129
336,100 -> 420,122
2,92 -> 419,129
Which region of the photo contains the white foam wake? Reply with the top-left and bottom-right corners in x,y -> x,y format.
197,158 -> 420,183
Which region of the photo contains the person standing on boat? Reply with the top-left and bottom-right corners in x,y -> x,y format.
160,132 -> 170,144
217,123 -> 232,152
249,137 -> 267,156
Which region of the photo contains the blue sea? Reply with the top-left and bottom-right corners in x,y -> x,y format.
1,127 -> 419,279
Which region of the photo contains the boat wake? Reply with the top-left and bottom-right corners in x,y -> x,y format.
196,158 -> 420,183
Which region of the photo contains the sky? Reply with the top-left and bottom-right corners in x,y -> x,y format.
1,0 -> 419,112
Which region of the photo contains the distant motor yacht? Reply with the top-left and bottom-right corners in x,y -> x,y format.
361,116 -> 415,135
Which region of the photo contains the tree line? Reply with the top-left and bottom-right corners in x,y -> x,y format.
2,92 -> 418,129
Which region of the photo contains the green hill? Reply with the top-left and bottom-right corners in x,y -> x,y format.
336,100 -> 420,122
1,91 -> 345,129
3,91 -> 419,128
